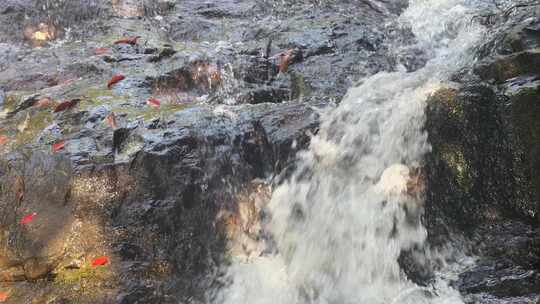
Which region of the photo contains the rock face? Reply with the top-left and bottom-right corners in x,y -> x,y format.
425,6 -> 540,303
1,0 -> 540,303
0,0 -> 413,303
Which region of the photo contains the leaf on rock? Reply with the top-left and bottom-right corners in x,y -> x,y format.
147,98 -> 161,108
94,47 -> 110,55
113,36 -> 140,46
91,256 -> 109,267
0,291 -> 9,302
52,140 -> 65,152
20,212 -> 36,225
34,97 -> 53,108
0,135 -> 9,146
106,112 -> 118,129
278,50 -> 294,74
107,74 -> 126,89
53,100 -> 78,113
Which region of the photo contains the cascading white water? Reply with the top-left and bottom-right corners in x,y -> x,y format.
212,1 -> 485,303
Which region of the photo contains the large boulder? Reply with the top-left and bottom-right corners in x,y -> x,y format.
424,10 -> 540,303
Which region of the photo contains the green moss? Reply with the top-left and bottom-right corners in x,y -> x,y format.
89,154 -> 114,164
51,264 -> 113,304
81,86 -> 193,122
290,72 -> 311,100
14,111 -> 54,147
138,103 -> 193,121
54,265 -> 108,288
428,88 -> 462,119
82,87 -> 129,105
4,94 -> 22,109
0,93 -> 26,119
439,143 -> 472,191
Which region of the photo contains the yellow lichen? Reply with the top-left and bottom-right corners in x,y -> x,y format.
14,111 -> 54,147
428,87 -> 463,118
439,144 -> 471,190
54,264 -> 110,293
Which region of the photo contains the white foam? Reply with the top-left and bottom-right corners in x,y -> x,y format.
212,1 -> 486,303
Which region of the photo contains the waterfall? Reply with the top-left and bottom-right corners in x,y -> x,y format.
212,1 -> 485,303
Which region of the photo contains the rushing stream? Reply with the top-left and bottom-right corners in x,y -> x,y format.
2,0 -> 539,303
212,1 -> 485,303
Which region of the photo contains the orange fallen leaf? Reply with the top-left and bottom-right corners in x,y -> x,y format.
53,99 -> 77,113
94,47 -> 110,55
20,212 -> 37,225
0,291 -> 9,302
278,50 -> 294,74
91,256 -> 109,267
107,74 -> 125,89
106,112 -> 118,129
209,65 -> 221,84
147,98 -> 161,108
34,97 -> 53,108
0,135 -> 9,146
113,36 -> 140,46
52,140 -> 65,152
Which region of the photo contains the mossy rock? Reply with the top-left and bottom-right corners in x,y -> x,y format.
475,48 -> 540,83
426,87 -> 464,144
428,87 -> 460,116
290,72 -> 312,100
54,264 -> 108,286
438,143 -> 472,192
510,84 -> 540,217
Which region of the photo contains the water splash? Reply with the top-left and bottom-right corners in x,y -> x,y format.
211,1 -> 485,303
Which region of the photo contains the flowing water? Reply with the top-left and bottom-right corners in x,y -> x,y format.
212,0 -> 486,303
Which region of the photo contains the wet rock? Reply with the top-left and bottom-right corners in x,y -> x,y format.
236,86 -> 291,104
425,84 -> 515,233
147,46 -> 176,63
0,266 -> 26,282
195,1 -> 255,18
474,49 -> 540,83
23,258 -> 53,281
284,27 -> 336,58
425,12 -> 540,304
458,263 -> 540,297
116,285 -> 160,304
7,0 -> 535,303
6,94 -> 39,118
504,79 -> 540,219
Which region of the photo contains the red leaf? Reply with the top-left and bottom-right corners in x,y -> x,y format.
94,47 -> 110,55
34,97 -> 53,108
0,135 -> 9,146
20,212 -> 37,225
53,100 -> 77,113
52,140 -> 65,152
107,74 -> 126,89
147,98 -> 161,108
91,256 -> 109,267
106,112 -> 118,129
113,36 -> 140,46
0,291 -> 9,302
278,50 -> 294,74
